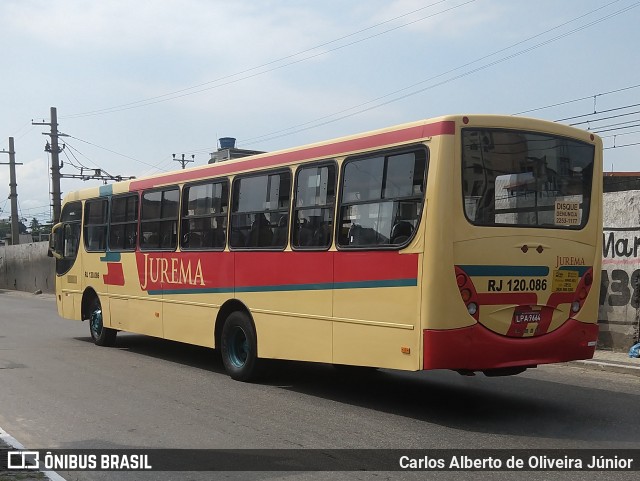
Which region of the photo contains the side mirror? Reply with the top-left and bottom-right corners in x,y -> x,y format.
48,222 -> 64,260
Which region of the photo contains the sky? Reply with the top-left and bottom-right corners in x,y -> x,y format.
1,0 -> 639,226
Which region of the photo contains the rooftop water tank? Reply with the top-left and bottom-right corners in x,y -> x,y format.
219,137 -> 236,149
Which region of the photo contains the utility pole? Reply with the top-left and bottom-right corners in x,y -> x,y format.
33,107 -> 65,222
173,153 -> 195,170
0,137 -> 23,245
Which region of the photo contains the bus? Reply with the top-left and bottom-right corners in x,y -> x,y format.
49,114 -> 602,381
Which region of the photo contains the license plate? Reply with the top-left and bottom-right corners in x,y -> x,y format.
514,311 -> 541,324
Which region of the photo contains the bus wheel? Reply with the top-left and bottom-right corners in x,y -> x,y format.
88,297 -> 117,347
220,311 -> 262,382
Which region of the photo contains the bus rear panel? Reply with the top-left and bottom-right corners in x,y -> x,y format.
423,119 -> 602,375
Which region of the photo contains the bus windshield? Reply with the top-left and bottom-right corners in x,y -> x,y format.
462,128 -> 595,229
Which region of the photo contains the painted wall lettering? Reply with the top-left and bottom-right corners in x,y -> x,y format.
599,269 -> 640,308
599,215 -> 640,348
602,232 -> 640,258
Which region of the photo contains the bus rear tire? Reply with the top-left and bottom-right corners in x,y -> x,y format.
88,297 -> 117,347
220,311 -> 262,382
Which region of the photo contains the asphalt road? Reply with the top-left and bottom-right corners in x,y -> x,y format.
0,289 -> 638,481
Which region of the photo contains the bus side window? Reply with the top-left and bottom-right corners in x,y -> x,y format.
140,187 -> 179,251
390,221 -> 413,244
272,215 -> 289,246
292,162 -> 336,250
64,223 -> 80,257
246,213 -> 272,247
84,198 -> 108,252
109,194 -> 139,251
338,149 -> 427,248
55,201 -> 82,276
181,180 -> 228,251
230,170 -> 291,250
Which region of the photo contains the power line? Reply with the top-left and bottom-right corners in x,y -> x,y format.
570,109 -> 640,126
62,0 -> 472,119
604,141 -> 640,150
64,141 -> 103,170
518,83 -> 640,117
0,197 -> 10,218
65,135 -> 162,171
556,101 -> 640,122
139,155 -> 175,177
0,121 -> 35,143
63,141 -> 135,182
593,123 -> 640,134
237,0 -> 638,147
18,204 -> 50,210
601,129 -> 640,138
28,1 -> 638,181
62,148 -> 86,171
591,118 -> 640,130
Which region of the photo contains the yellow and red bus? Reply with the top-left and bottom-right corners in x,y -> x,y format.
50,114 -> 602,381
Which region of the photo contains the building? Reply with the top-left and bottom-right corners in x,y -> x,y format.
603,171 -> 640,192
208,137 -> 264,164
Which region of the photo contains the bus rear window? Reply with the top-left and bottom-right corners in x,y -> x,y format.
462,129 -> 595,229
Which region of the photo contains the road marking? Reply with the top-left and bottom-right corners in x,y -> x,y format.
0,425 -> 67,481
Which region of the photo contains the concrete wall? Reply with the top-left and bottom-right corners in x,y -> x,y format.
599,190 -> 640,350
0,241 -> 55,294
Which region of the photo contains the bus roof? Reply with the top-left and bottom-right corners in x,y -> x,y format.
61,114 -> 599,204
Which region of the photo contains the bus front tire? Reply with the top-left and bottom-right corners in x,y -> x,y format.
88,297 -> 117,347
220,311 -> 262,382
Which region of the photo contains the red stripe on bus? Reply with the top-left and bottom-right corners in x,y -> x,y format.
135,250 -> 418,292
232,251 -> 418,287
423,320 -> 598,371
234,252 -> 333,287
333,251 -> 418,283
130,121 -> 455,191
103,262 -> 125,286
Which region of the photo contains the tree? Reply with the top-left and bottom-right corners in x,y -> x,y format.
30,218 -> 41,235
0,218 -> 27,241
0,220 -> 9,240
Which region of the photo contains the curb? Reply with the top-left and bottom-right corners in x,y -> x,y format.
0,427 -> 67,481
568,359 -> 640,377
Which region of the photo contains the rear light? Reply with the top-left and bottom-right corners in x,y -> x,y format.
455,267 -> 480,320
584,271 -> 593,286
461,288 -> 472,302
569,267 -> 594,317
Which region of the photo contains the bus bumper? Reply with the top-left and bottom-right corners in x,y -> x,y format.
423,319 -> 598,371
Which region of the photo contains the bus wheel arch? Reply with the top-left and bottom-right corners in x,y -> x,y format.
82,288 -> 117,347
214,299 -> 250,349
215,300 -> 263,382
